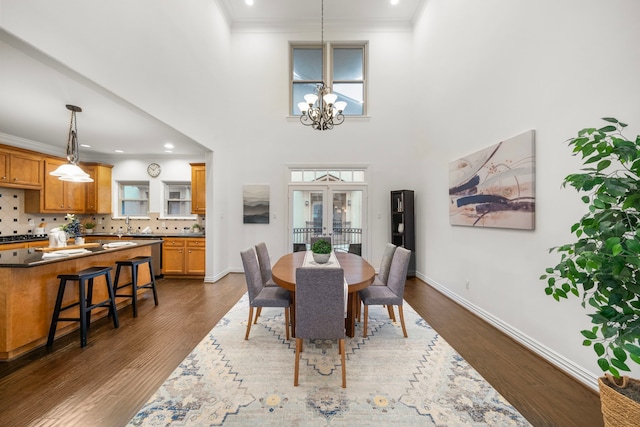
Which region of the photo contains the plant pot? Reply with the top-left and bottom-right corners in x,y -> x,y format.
312,252 -> 330,264
85,229 -> 94,234
599,375 -> 640,426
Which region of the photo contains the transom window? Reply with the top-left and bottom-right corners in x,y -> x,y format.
290,168 -> 366,183
119,182 -> 149,216
290,42 -> 367,116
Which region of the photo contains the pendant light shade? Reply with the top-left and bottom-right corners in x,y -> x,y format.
49,105 -> 93,182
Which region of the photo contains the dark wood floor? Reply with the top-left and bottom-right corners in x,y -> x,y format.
0,275 -> 602,427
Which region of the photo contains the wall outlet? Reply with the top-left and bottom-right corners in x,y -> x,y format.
465,280 -> 470,290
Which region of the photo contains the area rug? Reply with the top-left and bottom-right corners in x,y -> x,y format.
128,294 -> 531,426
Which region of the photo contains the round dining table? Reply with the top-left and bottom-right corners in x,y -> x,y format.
271,251 -> 375,337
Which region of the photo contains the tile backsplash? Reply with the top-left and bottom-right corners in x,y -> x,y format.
0,188 -> 203,236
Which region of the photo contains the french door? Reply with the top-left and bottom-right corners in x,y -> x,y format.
289,185 -> 367,256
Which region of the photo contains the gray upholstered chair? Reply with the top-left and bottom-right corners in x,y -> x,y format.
294,267 -> 346,388
358,243 -> 397,322
255,242 -> 277,287
240,248 -> 290,340
374,243 -> 397,286
358,247 -> 411,338
293,243 -> 307,252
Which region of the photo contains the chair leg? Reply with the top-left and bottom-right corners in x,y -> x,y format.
398,305 -> 408,338
294,337 -> 302,386
339,338 -> 346,388
363,305 -> 368,338
284,307 -> 290,341
245,306 -> 254,340
254,307 -> 262,323
387,305 -> 396,322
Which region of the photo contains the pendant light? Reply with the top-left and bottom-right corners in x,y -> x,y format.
49,105 -> 93,182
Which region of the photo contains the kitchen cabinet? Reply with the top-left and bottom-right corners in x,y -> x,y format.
84,163 -> 113,214
162,237 -> 205,277
25,158 -> 85,213
190,163 -> 206,214
0,145 -> 42,189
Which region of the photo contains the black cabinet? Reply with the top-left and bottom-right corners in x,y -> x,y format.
391,190 -> 415,276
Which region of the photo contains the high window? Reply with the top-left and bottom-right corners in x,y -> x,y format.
290,42 -> 367,116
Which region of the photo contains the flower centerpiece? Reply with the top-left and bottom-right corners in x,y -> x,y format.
62,214 -> 81,238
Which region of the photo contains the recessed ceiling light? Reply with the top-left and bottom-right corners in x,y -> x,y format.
391,0 -> 399,5
245,0 -> 254,5
114,149 -> 124,153
164,143 -> 174,149
80,143 -> 91,148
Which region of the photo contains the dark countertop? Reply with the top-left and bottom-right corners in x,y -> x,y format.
88,232 -> 205,238
0,239 -> 162,268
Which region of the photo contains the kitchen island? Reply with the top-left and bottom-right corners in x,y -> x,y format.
0,239 -> 161,361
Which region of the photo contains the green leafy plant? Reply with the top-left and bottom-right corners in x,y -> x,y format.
62,214 -> 81,238
311,239 -> 332,254
541,118 -> 640,377
84,222 -> 96,230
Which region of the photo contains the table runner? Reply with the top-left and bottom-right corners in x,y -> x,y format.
302,251 -> 348,314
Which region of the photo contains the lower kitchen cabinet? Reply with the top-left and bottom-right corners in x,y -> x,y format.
162,237 -> 205,277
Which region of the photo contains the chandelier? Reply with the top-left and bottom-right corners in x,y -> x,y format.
49,105 -> 93,182
298,0 -> 347,131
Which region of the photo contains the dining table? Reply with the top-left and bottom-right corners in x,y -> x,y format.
271,251 -> 375,337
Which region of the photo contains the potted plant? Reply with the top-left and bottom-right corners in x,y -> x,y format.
84,221 -> 96,234
540,118 -> 640,424
311,239 -> 332,264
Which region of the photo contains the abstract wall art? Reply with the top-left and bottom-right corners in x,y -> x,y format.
449,130 -> 535,230
243,184 -> 270,224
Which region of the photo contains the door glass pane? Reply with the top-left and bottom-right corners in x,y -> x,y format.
332,190 -> 363,254
333,48 -> 363,80
333,83 -> 363,116
291,190 -> 325,251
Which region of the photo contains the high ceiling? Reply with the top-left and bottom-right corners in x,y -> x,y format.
0,1 -> 425,160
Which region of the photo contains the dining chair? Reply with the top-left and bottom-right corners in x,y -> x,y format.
293,243 -> 307,252
358,243 -> 397,322
294,267 -> 347,388
358,247 -> 411,338
255,242 -> 277,287
240,248 -> 290,340
347,243 -> 362,256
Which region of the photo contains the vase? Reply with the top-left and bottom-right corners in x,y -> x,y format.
312,253 -> 331,264
85,229 -> 94,234
74,237 -> 85,245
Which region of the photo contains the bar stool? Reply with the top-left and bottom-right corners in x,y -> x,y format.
113,256 -> 158,317
47,266 -> 119,348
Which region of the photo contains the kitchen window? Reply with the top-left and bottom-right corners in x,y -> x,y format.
163,182 -> 193,217
119,182 -> 149,216
290,42 -> 367,116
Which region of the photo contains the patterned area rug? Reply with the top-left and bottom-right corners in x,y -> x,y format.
128,294 -> 531,426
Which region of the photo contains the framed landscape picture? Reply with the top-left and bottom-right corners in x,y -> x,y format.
449,130 -> 535,230
243,184 -> 270,224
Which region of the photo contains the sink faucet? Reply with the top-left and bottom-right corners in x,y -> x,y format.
125,215 -> 133,234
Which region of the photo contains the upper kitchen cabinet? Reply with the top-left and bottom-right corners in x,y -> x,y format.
83,163 -> 113,214
190,163 -> 205,214
0,144 -> 42,189
25,158 -> 85,213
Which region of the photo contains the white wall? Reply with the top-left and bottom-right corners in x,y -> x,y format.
412,0 -> 640,386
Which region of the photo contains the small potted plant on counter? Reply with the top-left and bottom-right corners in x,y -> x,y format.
311,239 -> 332,264
84,221 -> 96,234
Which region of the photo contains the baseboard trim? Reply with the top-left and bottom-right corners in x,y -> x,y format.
416,272 -> 599,392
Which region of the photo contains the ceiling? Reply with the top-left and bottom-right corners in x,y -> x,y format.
0,0 -> 425,160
